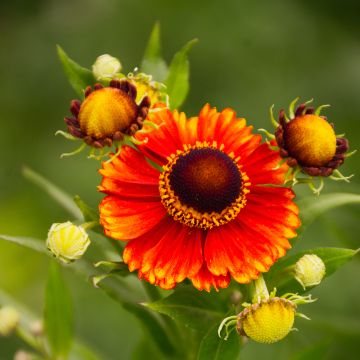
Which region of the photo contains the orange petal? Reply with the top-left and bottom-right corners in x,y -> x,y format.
189,263 -> 230,292
99,195 -> 166,240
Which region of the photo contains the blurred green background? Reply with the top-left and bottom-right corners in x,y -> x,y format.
0,0 -> 359,358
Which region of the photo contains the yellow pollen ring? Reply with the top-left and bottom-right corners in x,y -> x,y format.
159,141 -> 251,230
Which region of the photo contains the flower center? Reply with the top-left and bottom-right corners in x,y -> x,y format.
78,87 -> 137,139
159,142 -> 250,230
284,115 -> 336,167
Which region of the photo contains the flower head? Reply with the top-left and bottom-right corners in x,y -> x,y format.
238,297 -> 295,343
98,104 -> 300,291
58,79 -> 152,160
46,221 -> 90,263
0,306 -> 20,336
264,99 -> 353,193
92,54 -> 122,80
294,254 -> 326,289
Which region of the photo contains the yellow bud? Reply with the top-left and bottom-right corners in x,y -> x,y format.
92,54 -> 122,80
294,254 -> 326,289
0,306 -> 20,336
239,298 -> 295,344
46,222 -> 90,263
284,115 -> 336,167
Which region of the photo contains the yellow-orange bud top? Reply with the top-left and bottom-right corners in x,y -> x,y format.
78,87 -> 137,139
239,298 -> 295,344
284,114 -> 336,167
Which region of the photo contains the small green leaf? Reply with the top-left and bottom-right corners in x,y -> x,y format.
22,166 -> 82,220
266,247 -> 359,294
73,195 -> 99,223
144,285 -> 224,331
57,45 -> 95,97
197,321 -> 240,360
298,193 -> 360,232
141,22 -> 168,82
44,261 -> 74,359
165,39 -> 197,109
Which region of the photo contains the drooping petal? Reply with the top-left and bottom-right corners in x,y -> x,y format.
99,195 -> 166,240
242,142 -> 288,185
189,263 -> 230,292
99,145 -> 159,200
124,218 -> 203,288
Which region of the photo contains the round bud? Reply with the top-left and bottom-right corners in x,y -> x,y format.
46,222 -> 90,263
0,306 -> 20,336
294,254 -> 326,289
92,54 -> 122,80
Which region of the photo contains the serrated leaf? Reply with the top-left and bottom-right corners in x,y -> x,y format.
44,261 -> 74,359
144,286 -> 224,331
141,22 -> 168,82
22,166 -> 82,220
57,45 -> 95,97
165,39 -> 197,109
298,193 -> 360,232
266,247 -> 359,294
197,321 -> 240,360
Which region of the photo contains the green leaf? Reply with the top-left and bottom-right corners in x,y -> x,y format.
57,45 -> 95,97
22,166 -> 82,220
141,22 -> 168,82
165,39 -> 197,109
132,336 -> 168,360
197,322 -> 240,360
44,261 -> 74,359
98,283 -> 177,357
73,195 -> 99,222
144,285 -> 224,331
266,247 -> 359,294
298,193 -> 360,232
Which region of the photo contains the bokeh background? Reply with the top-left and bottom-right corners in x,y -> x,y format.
1,0 -> 359,358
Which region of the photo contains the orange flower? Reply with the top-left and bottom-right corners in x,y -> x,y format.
98,104 -> 300,291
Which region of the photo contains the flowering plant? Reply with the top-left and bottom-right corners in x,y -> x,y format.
1,24 -> 359,360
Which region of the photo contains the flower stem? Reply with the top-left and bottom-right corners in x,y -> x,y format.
250,274 -> 269,303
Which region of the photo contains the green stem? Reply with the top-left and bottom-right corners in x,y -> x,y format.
250,274 -> 269,303
16,327 -> 49,359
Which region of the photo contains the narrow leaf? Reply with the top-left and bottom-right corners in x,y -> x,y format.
298,192 -> 360,231
73,195 -> 98,222
22,166 -> 82,220
44,261 -> 74,359
197,322 -> 240,360
141,22 -> 168,82
266,247 -> 359,294
57,45 -> 95,97
144,286 -> 224,331
165,39 -> 197,109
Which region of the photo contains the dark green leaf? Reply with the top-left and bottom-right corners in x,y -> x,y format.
44,261 -> 74,359
165,39 -> 197,109
57,45 -> 95,97
266,247 -> 359,294
197,322 -> 240,360
144,285 -> 224,331
132,336 -> 168,360
141,22 -> 168,82
98,283 -> 176,357
298,192 -> 360,232
22,166 -> 82,220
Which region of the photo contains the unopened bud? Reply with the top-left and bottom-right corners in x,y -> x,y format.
294,254 -> 326,289
0,306 -> 20,336
92,54 -> 122,80
30,320 -> 43,337
46,222 -> 90,263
